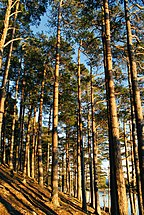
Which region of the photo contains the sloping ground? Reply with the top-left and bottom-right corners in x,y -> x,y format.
0,165 -> 97,215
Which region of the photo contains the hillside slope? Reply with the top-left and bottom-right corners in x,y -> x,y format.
0,165 -> 97,215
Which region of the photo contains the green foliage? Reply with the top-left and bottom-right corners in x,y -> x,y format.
20,0 -> 48,24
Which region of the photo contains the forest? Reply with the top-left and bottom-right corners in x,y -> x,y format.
0,0 -> 144,214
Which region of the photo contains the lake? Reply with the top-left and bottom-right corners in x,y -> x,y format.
86,190 -> 139,214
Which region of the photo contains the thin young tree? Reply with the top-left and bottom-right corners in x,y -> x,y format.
90,66 -> 101,214
124,122 -> 136,215
9,71 -> 20,171
31,107 -> 37,179
86,83 -> 94,208
37,68 -> 46,187
23,105 -> 32,179
77,45 -> 87,212
77,113 -> 81,200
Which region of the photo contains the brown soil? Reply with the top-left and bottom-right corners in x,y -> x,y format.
0,165 -> 109,215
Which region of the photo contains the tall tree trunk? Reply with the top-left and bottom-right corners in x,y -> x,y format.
23,106 -> 32,179
77,114 -> 81,200
38,68 -> 46,187
77,45 -> 87,212
9,73 -> 19,170
0,0 -> 19,158
61,153 -> 65,193
127,63 -> 143,214
90,66 -> 100,214
130,137 -> 137,213
0,0 -> 12,69
31,107 -> 37,179
87,84 -> 94,208
47,106 -> 52,185
102,14 -> 118,213
18,74 -> 25,171
124,0 -> 144,206
66,128 -> 70,194
51,0 -> 62,207
2,112 -> 6,164
130,120 -> 143,214
103,1 -> 128,214
73,142 -> 77,197
124,122 -> 136,215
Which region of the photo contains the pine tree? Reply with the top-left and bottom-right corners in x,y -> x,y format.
103,0 -> 128,214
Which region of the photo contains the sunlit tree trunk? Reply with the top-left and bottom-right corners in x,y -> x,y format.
77,114 -> 81,200
47,106 -> 51,185
130,136 -> 137,213
0,0 -> 19,159
66,129 -> 70,194
9,73 -> 19,170
18,74 -> 25,171
127,61 -> 143,214
61,153 -> 65,193
103,0 -> 128,214
2,112 -> 6,164
23,106 -> 32,179
38,68 -> 46,187
77,45 -> 87,212
73,142 -> 77,197
90,66 -> 100,214
51,0 -> 62,207
124,122 -> 136,215
124,0 -> 144,206
0,0 -> 12,69
31,107 -> 37,179
102,14 -> 118,212
87,84 -> 94,207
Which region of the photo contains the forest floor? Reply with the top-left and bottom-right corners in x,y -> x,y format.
0,165 -> 108,215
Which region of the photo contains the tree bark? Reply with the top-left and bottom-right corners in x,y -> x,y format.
127,63 -> 143,214
31,107 -> 37,179
103,0 -> 128,214
124,122 -> 136,215
23,106 -> 32,179
9,73 -> 19,170
0,0 -> 12,70
0,0 -> 19,159
73,142 -> 77,198
2,112 -> 6,164
124,0 -> 144,206
17,73 -> 25,171
38,68 -> 46,187
47,106 -> 52,185
66,129 -> 70,194
51,0 -> 62,207
77,45 -> 87,212
102,14 -> 118,213
61,153 -> 65,193
87,84 -> 94,208
90,66 -> 100,214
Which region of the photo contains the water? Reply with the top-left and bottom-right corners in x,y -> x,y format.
86,190 -> 139,214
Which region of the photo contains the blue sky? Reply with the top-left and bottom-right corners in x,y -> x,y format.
30,12 -> 91,68
31,13 -> 48,34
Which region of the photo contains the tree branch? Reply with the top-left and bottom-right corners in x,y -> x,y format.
11,0 -> 20,9
4,37 -> 23,47
129,4 -> 144,10
9,11 -> 21,18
